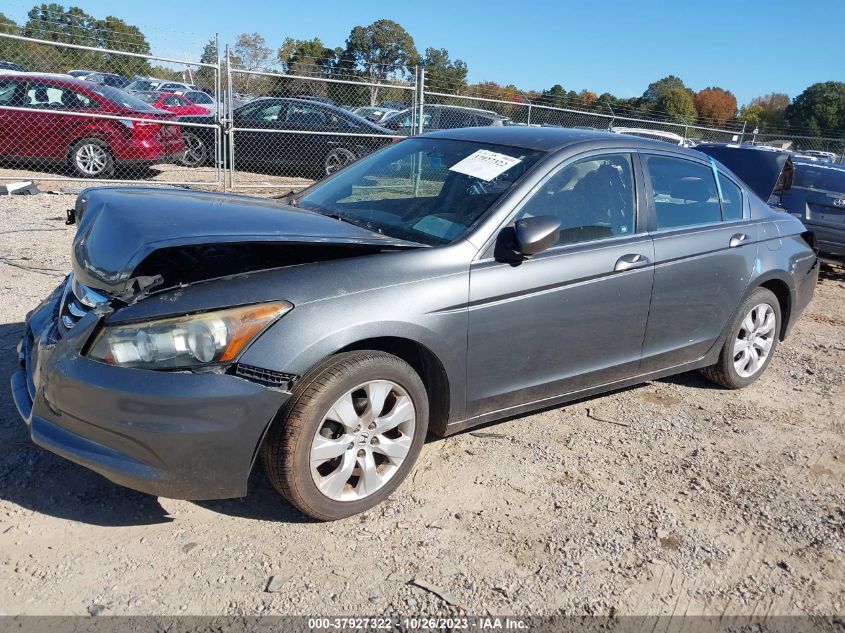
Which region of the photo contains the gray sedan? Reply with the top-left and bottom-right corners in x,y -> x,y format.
12,128 -> 819,520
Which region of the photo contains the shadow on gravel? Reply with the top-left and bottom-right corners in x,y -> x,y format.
0,321 -> 173,527
819,259 -> 845,282
193,470 -> 316,524
659,370 -> 722,390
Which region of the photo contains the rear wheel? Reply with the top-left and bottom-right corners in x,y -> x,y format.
700,287 -> 781,389
69,138 -> 114,178
261,351 -> 428,520
324,147 -> 356,176
180,132 -> 208,167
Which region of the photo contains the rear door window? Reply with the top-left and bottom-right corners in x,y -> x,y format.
0,79 -> 24,106
644,155 -> 721,229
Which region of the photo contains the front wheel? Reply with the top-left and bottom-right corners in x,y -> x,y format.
261,351 -> 429,520
700,287 -> 781,389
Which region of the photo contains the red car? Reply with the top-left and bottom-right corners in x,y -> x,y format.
135,91 -> 211,116
0,74 -> 184,178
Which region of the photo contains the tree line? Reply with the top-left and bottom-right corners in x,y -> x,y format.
1,4 -> 844,138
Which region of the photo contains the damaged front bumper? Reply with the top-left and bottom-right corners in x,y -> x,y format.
11,282 -> 291,500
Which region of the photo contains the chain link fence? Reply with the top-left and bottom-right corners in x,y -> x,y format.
0,29 -> 223,188
223,57 -> 416,191
1,29 -> 844,194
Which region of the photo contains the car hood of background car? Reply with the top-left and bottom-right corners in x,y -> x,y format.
72,187 -> 420,296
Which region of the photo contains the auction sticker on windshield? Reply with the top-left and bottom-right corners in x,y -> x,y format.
449,150 -> 522,181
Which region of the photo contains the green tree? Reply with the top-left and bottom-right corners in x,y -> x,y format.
642,75 -> 686,102
655,86 -> 697,123
194,37 -> 218,92
539,84 -> 567,108
344,19 -> 419,105
94,15 -> 151,76
0,12 -> 23,66
278,37 -> 335,74
421,47 -> 467,93
785,82 -> 845,136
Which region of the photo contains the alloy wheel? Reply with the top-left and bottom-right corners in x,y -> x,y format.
325,149 -> 355,175
733,303 -> 776,378
75,143 -> 108,176
182,134 -> 207,166
310,380 -> 416,502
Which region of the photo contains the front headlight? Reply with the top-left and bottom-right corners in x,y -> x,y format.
86,301 -> 292,369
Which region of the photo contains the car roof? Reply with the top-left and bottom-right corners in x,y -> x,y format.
0,72 -> 90,85
424,125 -> 707,155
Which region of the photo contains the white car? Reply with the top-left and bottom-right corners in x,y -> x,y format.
611,126 -> 696,147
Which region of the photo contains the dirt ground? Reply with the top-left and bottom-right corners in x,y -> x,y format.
0,162 -> 314,195
0,192 -> 842,618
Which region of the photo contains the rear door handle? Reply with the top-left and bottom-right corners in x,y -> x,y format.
614,253 -> 651,272
729,233 -> 750,248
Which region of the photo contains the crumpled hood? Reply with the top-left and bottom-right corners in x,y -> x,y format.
71,187 -> 415,295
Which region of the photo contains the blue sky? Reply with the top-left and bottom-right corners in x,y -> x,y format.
5,0 -> 844,104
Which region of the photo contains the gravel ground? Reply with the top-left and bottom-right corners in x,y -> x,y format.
0,192 -> 843,618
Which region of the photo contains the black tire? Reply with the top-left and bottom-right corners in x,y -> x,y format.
261,351 -> 429,521
324,147 -> 357,176
180,131 -> 209,167
700,287 -> 781,389
68,138 -> 114,178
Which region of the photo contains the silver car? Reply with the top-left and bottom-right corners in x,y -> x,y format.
12,128 -> 819,520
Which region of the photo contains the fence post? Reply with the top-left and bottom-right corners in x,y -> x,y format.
527,103 -> 532,126
417,67 -> 425,136
226,45 -> 235,190
740,120 -> 747,144
215,33 -> 223,191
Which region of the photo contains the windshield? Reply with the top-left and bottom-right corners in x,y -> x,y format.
91,84 -> 162,112
127,79 -> 160,91
794,163 -> 845,193
297,137 -> 544,245
187,91 -> 214,104
134,91 -> 157,103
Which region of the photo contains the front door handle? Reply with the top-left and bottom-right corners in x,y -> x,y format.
729,233 -> 750,248
614,253 -> 651,272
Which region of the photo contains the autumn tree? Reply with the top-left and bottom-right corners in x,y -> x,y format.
739,92 -> 790,130
343,19 -> 419,105
694,87 -> 737,126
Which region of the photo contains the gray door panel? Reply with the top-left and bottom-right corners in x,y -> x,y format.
466,235 -> 655,418
640,222 -> 759,370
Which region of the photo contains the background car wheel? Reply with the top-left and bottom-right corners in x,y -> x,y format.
324,147 -> 357,176
700,287 -> 781,389
180,132 -> 208,167
69,138 -> 114,178
261,351 -> 429,521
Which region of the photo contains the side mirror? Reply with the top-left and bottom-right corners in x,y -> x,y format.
514,215 -> 561,256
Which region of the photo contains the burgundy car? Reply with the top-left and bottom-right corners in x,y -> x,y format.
0,74 -> 184,178
135,91 -> 211,116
